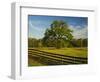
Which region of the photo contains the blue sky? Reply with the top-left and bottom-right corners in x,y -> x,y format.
28,15 -> 88,39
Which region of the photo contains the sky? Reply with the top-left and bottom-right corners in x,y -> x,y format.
28,15 -> 88,39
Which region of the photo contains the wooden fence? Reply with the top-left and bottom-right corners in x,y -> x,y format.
28,48 -> 87,65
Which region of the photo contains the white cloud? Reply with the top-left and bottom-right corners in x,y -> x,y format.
28,21 -> 46,39
69,25 -> 88,39
29,21 -> 44,32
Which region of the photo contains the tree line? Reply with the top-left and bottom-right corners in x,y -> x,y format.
28,38 -> 87,48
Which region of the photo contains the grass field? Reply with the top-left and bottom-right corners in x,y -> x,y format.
28,47 -> 88,66
28,57 -> 44,66
33,47 -> 87,58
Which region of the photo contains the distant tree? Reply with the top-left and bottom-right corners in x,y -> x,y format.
76,39 -> 82,47
28,38 -> 36,47
72,38 -> 88,47
38,39 -> 43,47
43,20 -> 73,48
28,38 -> 43,48
83,39 -> 88,47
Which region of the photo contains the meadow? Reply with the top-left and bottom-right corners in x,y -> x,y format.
28,47 -> 88,66
36,47 -> 87,58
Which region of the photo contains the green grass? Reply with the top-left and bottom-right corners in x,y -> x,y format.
28,57 -> 44,66
35,47 -> 88,58
28,47 -> 88,66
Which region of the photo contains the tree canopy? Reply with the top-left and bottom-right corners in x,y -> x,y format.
43,20 -> 73,48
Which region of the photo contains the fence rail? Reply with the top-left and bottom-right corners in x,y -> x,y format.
28,48 -> 87,65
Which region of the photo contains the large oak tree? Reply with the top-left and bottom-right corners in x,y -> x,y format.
43,20 -> 73,48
